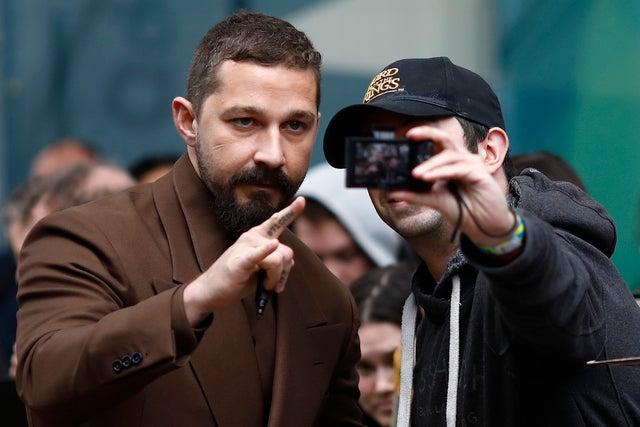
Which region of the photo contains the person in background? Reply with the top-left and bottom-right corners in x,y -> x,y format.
3,162 -> 136,259
0,250 -> 16,379
511,150 -> 587,191
3,162 -> 136,374
16,10 -> 363,426
129,153 -> 180,183
323,56 -> 640,426
350,262 -> 414,427
29,137 -> 101,178
294,162 -> 406,285
0,162 -> 135,427
0,135 -> 103,367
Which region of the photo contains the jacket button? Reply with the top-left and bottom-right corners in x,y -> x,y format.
131,352 -> 143,365
121,355 -> 132,368
112,359 -> 123,373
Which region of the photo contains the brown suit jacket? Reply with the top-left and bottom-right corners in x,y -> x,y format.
16,154 -> 363,426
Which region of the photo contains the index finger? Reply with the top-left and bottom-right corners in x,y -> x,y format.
259,196 -> 306,239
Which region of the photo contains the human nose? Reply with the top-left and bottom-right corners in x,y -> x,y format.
254,129 -> 285,168
374,365 -> 395,393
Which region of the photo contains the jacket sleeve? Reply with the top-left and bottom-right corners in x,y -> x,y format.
461,211 -> 616,363
16,209 -> 201,421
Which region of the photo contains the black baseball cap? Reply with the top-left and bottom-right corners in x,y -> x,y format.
323,57 -> 505,168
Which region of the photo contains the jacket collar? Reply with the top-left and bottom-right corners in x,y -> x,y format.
153,153 -> 230,285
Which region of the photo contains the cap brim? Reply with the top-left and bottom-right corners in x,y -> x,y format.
323,98 -> 453,168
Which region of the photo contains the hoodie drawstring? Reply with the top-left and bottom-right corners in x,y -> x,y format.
446,275 -> 461,426
397,293 -> 417,427
396,274 -> 461,427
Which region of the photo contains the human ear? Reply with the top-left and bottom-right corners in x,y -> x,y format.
479,127 -> 509,174
172,97 -> 197,148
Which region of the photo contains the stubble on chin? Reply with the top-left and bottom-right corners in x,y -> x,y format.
382,202 -> 444,239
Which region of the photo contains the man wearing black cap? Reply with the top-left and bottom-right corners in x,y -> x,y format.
324,57 -> 640,426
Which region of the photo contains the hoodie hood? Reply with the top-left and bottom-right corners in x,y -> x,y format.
510,168 -> 617,257
296,163 -> 403,267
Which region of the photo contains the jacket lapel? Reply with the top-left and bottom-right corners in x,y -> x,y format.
152,154 -> 265,426
268,231 -> 331,426
151,155 -> 201,287
190,303 -> 265,427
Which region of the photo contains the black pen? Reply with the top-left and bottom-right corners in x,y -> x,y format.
255,269 -> 269,319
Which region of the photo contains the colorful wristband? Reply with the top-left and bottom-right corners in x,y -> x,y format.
476,214 -> 525,255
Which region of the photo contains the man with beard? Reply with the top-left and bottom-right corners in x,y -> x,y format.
323,57 -> 640,426
15,11 -> 363,427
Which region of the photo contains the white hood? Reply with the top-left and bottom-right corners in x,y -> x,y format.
297,162 -> 403,267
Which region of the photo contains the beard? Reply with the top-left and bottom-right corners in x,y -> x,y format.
196,141 -> 297,237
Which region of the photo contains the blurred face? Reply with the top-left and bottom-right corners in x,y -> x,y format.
357,322 -> 401,427
137,165 -> 173,183
83,166 -> 136,194
364,112 -> 465,240
190,61 -> 319,234
294,216 -> 374,285
7,199 -> 52,258
30,143 -> 96,178
7,222 -> 31,260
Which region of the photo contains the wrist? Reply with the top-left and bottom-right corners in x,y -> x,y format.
183,283 -> 212,328
475,213 -> 525,256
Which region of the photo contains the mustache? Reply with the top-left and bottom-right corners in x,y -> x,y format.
229,165 -> 294,193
